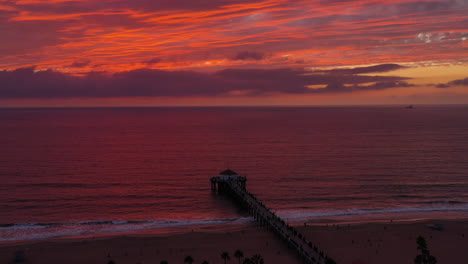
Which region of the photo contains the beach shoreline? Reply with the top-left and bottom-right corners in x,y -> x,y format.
1,218 -> 467,264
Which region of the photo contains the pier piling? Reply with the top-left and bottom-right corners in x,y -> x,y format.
211,170 -> 336,264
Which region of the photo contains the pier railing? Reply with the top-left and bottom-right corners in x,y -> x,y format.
211,177 -> 336,264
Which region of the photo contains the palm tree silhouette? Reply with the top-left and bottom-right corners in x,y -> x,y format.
250,254 -> 264,264
414,236 -> 437,264
160,261 -> 169,264
184,256 -> 194,264
234,250 -> 244,264
201,261 -> 209,264
221,252 -> 230,264
242,259 -> 253,264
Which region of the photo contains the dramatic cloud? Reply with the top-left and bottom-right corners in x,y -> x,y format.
317,81 -> 414,93
143,58 -> 162,65
0,64 -> 413,99
69,59 -> 91,68
233,51 -> 266,61
436,83 -> 450,89
1,0 -> 467,105
436,77 -> 468,88
0,0 -> 466,73
318,64 -> 406,75
108,0 -> 263,11
449,77 -> 468,86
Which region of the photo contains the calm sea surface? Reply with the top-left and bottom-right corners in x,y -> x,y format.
1,106 -> 468,241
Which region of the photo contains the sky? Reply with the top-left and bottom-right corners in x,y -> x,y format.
0,0 -> 467,107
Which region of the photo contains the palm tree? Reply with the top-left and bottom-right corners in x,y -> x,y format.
250,254 -> 264,264
160,261 -> 169,264
242,259 -> 253,264
201,261 -> 209,264
234,250 -> 244,264
221,252 -> 230,264
414,236 -> 437,264
184,256 -> 194,264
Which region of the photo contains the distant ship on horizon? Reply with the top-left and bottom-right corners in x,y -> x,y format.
405,105 -> 414,109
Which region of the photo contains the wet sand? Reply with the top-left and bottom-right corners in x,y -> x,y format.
1,219 -> 467,264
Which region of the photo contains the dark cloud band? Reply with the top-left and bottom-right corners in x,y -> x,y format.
0,64 -> 414,99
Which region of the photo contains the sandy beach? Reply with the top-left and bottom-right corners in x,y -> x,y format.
300,219 -> 468,264
1,219 -> 467,264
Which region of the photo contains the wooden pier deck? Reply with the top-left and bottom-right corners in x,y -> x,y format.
211,175 -> 336,264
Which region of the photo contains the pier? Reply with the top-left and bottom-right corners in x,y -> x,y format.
211,170 -> 336,264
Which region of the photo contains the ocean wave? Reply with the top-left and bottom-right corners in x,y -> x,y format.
276,202 -> 468,221
421,200 -> 466,205
0,217 -> 251,231
0,217 -> 253,242
2,203 -> 468,242
5,194 -> 190,204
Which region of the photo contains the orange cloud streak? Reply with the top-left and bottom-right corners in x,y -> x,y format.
0,0 -> 466,74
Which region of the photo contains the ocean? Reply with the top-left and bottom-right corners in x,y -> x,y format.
1,106 -> 468,242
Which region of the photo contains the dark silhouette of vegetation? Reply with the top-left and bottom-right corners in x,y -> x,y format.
160,261 -> 168,264
234,249 -> 244,264
414,236 -> 437,264
250,254 -> 264,264
221,252 -> 230,264
325,257 -> 337,264
107,260 -> 115,264
201,261 -> 209,264
13,251 -> 25,263
242,258 -> 253,264
184,255 -> 194,264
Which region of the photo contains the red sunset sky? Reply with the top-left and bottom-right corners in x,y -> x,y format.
0,0 -> 467,106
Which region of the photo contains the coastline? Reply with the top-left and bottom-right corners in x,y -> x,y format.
1,218 -> 467,264
300,218 -> 468,264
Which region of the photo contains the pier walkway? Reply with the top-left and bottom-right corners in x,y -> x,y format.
211,170 -> 336,264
